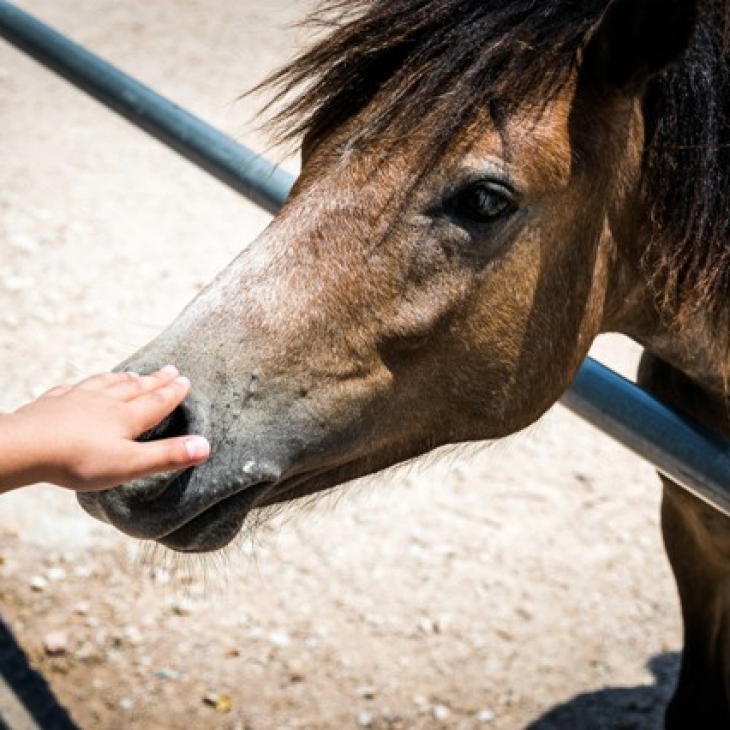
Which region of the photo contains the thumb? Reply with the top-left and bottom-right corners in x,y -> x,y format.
124,435 -> 211,480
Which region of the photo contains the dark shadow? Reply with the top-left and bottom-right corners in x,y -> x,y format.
526,653 -> 679,730
0,612 -> 79,729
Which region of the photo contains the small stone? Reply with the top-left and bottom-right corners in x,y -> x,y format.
418,617 -> 440,635
286,660 -> 306,683
43,632 -> 69,657
203,692 -> 233,713
412,694 -> 429,710
47,658 -> 71,675
47,567 -> 66,582
476,709 -> 495,723
433,704 -> 451,722
73,602 -> 90,615
123,626 -> 143,646
118,698 -> 134,710
73,642 -> 101,662
169,598 -> 194,616
29,576 -> 48,592
358,686 -> 376,700
269,631 -> 290,648
154,668 -> 182,681
357,711 -> 375,728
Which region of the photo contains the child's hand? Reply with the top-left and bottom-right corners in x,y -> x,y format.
0,366 -> 210,493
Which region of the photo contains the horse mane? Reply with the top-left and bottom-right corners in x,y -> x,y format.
263,0 -> 730,328
643,1 -> 730,327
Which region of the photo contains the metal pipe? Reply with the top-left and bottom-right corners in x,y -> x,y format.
561,358 -> 730,516
1,1 -> 730,515
0,0 -> 291,215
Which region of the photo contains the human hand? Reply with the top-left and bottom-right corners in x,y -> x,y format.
0,366 -> 210,493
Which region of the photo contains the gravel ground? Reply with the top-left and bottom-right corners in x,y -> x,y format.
0,2 -> 681,728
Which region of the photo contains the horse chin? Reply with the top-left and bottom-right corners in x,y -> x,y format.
156,490 -> 257,553
157,476 -> 323,553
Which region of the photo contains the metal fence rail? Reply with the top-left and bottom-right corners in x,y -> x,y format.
2,0 -> 730,515
0,0 -> 290,215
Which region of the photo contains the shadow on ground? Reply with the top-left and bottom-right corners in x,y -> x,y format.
0,613 -> 79,730
527,653 -> 679,730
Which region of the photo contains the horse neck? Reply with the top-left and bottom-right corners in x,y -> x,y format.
608,243 -> 730,398
632,318 -> 726,396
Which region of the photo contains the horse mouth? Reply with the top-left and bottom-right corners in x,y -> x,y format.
78,464 -> 333,553
159,470 -> 333,552
157,488 -> 264,552
79,447 -> 402,553
78,469 -> 278,553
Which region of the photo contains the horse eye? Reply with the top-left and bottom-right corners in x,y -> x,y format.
448,182 -> 515,225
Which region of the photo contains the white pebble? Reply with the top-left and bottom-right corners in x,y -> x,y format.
47,567 -> 66,582
43,631 -> 68,656
29,575 -> 48,591
269,631 -> 290,648
477,709 -> 495,723
433,704 -> 451,722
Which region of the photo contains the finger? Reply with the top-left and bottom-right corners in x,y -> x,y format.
126,377 -> 192,434
75,371 -> 140,392
120,436 -> 211,480
103,365 -> 180,401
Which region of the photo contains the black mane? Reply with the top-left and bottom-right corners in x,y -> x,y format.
264,0 -> 605,145
643,1 -> 730,323
264,0 -> 730,325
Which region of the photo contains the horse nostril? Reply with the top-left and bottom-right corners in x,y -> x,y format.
114,401 -> 198,503
140,402 -> 191,443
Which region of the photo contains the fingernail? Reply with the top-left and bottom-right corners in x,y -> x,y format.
160,364 -> 178,376
184,436 -> 210,461
175,376 -> 191,388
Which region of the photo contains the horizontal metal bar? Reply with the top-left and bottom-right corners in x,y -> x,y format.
1,1 -> 730,515
562,358 -> 730,516
0,0 -> 292,214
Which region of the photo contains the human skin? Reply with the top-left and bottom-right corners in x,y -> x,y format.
0,365 -> 210,494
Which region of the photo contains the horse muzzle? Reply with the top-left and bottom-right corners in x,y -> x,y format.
77,453 -> 283,552
77,389 -> 292,552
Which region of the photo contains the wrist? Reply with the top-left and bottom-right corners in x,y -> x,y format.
0,411 -> 58,492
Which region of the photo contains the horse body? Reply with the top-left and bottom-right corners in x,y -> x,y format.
79,0 -> 730,725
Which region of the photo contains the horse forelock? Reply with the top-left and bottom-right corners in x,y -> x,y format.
259,0 -> 608,153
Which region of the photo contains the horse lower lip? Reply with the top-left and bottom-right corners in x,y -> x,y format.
155,483 -> 271,552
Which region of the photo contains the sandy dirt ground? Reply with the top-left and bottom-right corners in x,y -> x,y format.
0,2 -> 682,728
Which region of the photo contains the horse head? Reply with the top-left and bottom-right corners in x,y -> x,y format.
79,0 -> 698,552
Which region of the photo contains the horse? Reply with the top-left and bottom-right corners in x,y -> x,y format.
79,0 -> 730,726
